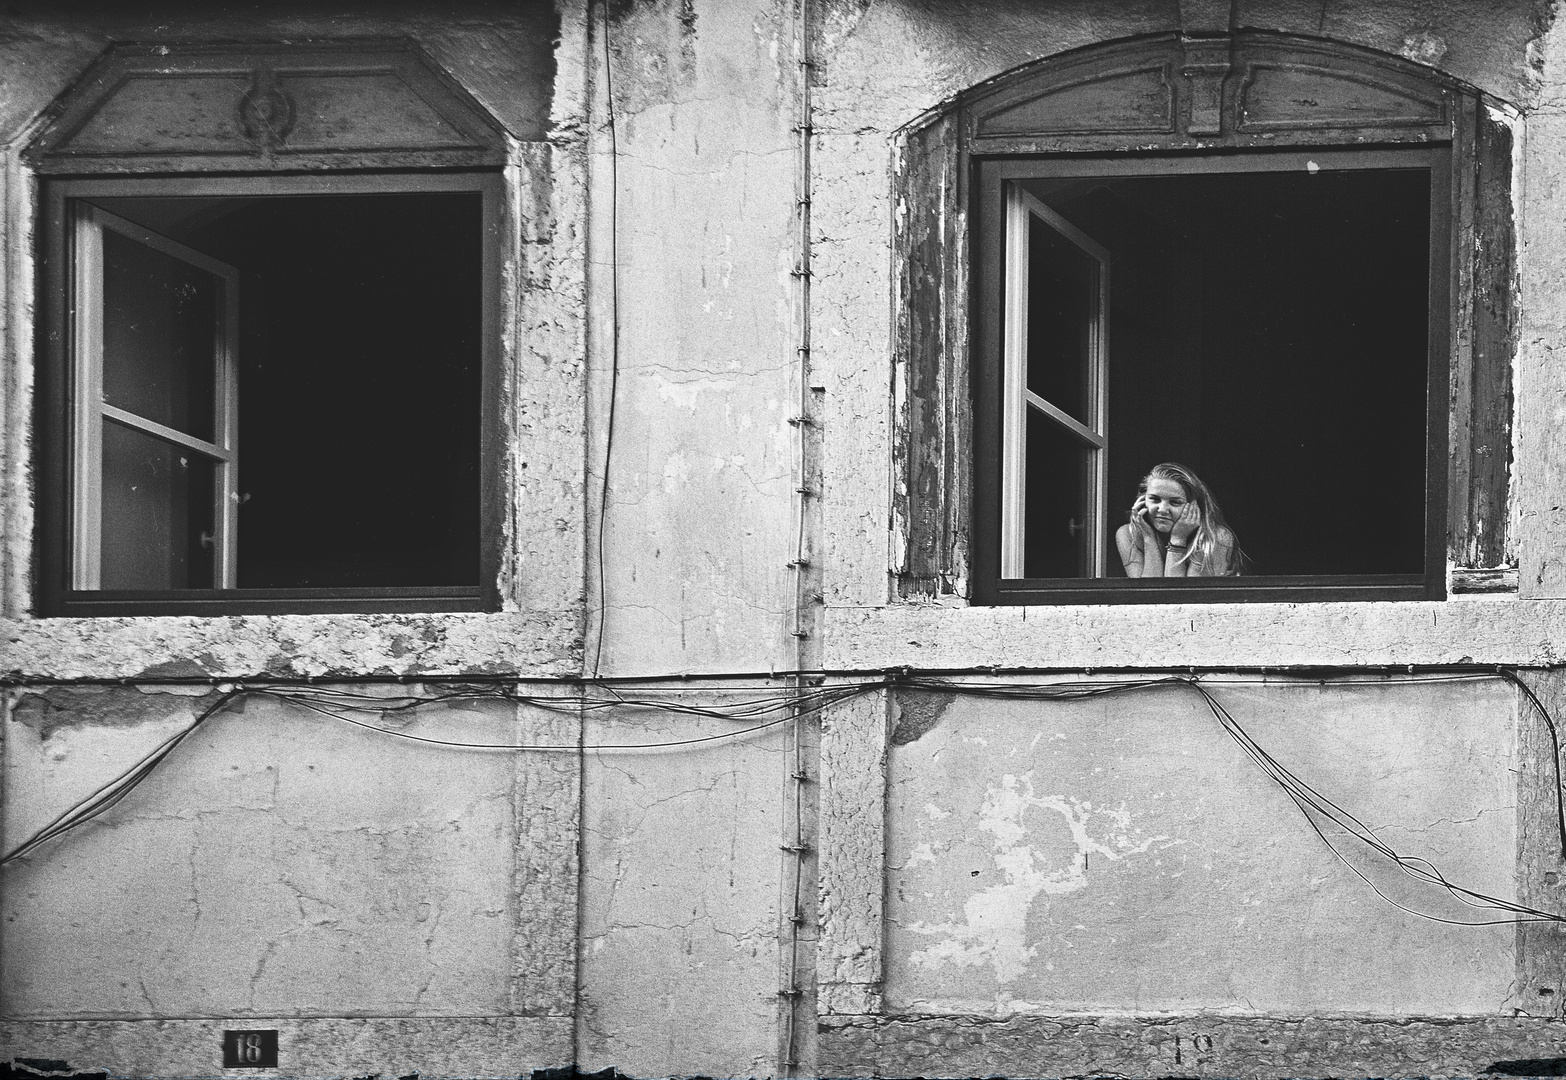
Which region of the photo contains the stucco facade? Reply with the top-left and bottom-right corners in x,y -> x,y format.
3,1 -> 1566,1078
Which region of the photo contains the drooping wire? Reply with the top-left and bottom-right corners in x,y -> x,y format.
590,0 -> 622,680
0,680 -> 884,866
896,671 -> 1566,925
6,669 -> 1566,932
1181,676 -> 1566,925
1,688 -> 242,866
1497,666 -> 1566,860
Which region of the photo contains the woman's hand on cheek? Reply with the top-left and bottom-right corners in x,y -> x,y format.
1131,500 -> 1158,542
1171,504 -> 1201,544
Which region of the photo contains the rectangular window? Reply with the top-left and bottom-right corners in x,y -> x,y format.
974,148 -> 1450,604
38,173 -> 502,616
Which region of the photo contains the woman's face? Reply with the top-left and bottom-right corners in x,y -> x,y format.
1141,476 -> 1189,534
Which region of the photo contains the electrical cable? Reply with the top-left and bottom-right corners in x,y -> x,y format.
5,669 -> 1564,931
0,680 -> 883,865
781,1 -> 817,1067
1497,666 -> 1566,859
1182,677 -> 1566,925
590,0 -> 621,680
0,662 -> 1536,689
1,688 -> 241,865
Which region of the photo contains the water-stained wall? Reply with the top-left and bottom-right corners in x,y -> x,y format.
884,680 -> 1516,1015
2,683 -> 580,1075
3,0 -> 1566,1078
585,0 -> 802,676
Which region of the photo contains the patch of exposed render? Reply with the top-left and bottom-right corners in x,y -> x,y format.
904,771 -> 1182,986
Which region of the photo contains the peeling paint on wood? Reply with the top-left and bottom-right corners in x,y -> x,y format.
1453,565 -> 1522,593
892,113 -> 969,600
1464,103 -> 1518,569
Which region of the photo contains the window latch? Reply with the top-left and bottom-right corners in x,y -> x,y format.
199,530 -> 216,551
1068,517 -> 1085,537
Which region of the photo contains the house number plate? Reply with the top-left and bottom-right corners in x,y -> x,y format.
222,1030 -> 278,1069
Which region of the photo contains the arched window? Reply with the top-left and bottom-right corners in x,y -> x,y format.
892,31 -> 1513,605
30,41 -> 513,615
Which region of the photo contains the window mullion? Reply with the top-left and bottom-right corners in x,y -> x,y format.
1000,186 -> 1031,578
1003,184 -> 1112,580
71,211 -> 104,591
1089,241 -> 1109,579
215,269 -> 239,590
100,404 -> 230,460
1024,390 -> 1105,449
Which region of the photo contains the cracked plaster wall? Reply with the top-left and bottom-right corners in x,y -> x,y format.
585,0 -> 801,676
812,0 -> 1562,624
0,688 -> 563,1020
0,0 -> 588,677
1,687 -> 578,1027
578,704 -> 788,1079
883,679 -> 1518,1016
0,8 -> 586,1072
4,2 -> 1566,1078
571,5 -> 809,1058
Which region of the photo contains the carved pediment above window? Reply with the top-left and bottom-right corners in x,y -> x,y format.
965,31 -> 1461,151
1234,38 -> 1450,132
971,39 -> 1180,139
27,40 -> 508,172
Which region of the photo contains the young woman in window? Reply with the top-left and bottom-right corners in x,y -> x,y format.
1115,462 -> 1240,578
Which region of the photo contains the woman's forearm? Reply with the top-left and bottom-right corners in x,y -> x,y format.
1138,545 -> 1163,577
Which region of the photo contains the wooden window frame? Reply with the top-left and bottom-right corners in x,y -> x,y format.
36,170 -> 505,617
70,203 -> 243,592
976,146 -> 1451,605
1000,184 -> 1111,579
890,31 -> 1511,607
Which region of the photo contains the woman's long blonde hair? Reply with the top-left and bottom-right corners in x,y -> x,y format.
1139,462 -> 1241,576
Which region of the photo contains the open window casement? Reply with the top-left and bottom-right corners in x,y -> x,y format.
29,42 -> 510,616
985,151 -> 1443,597
1000,184 -> 1109,580
71,205 -> 241,591
892,32 -> 1504,605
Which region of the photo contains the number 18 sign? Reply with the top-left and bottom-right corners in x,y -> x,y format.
222,1030 -> 279,1069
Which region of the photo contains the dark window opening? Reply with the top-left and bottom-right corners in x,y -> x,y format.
981,153 -> 1445,601
67,191 -> 483,595
1020,168 -> 1429,577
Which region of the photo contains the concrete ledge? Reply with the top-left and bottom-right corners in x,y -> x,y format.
825,598 -> 1566,671
0,610 -> 582,681
818,1012 -> 1566,1079
0,1016 -> 573,1079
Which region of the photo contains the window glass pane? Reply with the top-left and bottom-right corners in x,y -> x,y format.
100,420 -> 216,590
101,228 -> 219,442
1024,409 -> 1092,578
1026,213 -> 1096,425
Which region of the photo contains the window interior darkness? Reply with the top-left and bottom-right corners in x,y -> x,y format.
85,193 -> 481,589
1017,169 -> 1430,577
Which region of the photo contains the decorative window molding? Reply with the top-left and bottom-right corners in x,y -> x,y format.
890,30 -> 1515,605
25,40 -> 509,173
31,42 -> 513,616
